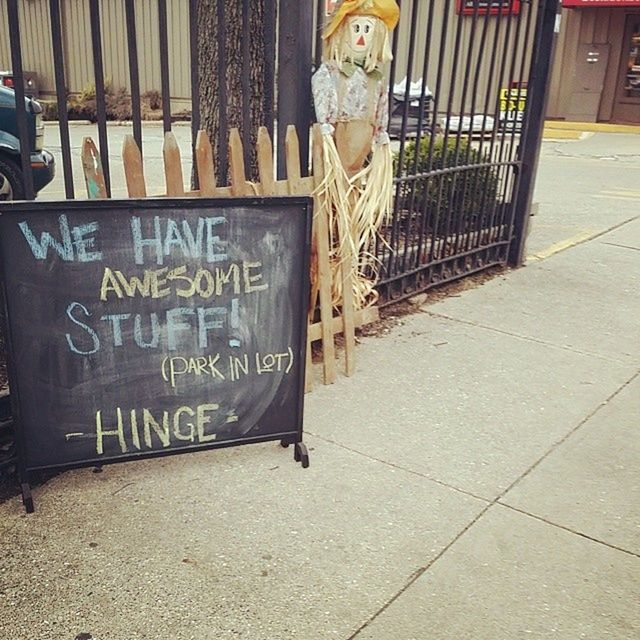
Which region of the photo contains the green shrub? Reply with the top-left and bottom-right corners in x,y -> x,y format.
107,85 -> 132,121
39,100 -> 59,121
141,90 -> 163,120
142,89 -> 162,110
394,135 -> 501,236
68,81 -> 132,122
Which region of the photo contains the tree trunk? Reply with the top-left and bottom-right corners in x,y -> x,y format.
197,0 -> 266,184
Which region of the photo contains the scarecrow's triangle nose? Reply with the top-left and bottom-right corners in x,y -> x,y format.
357,35 -> 365,46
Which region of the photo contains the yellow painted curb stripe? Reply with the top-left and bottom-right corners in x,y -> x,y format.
545,121 -> 640,135
592,195 -> 639,202
598,190 -> 640,198
542,128 -> 583,140
527,229 -> 600,262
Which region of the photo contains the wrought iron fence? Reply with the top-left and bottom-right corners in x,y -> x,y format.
368,0 -> 559,304
1,0 -> 311,201
0,0 -> 559,478
1,0 -> 559,296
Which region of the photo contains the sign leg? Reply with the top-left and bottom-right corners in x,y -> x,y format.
294,442 -> 310,468
20,482 -> 34,513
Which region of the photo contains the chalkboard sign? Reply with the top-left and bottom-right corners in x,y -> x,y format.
0,197 -> 312,511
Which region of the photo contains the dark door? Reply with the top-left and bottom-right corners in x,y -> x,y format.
567,43 -> 610,122
612,14 -> 640,124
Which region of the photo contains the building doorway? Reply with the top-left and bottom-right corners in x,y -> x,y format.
612,14 -> 640,124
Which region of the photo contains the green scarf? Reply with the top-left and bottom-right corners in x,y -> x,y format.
340,59 -> 383,81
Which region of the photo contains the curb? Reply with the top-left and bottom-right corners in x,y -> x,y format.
43,120 -> 192,127
545,120 -> 640,135
542,128 -> 586,141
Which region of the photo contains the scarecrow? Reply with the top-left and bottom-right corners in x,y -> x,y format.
312,0 -> 400,309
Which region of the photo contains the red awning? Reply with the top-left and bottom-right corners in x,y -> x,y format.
563,0 -> 640,6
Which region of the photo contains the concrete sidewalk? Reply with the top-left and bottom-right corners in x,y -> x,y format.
1,135 -> 639,639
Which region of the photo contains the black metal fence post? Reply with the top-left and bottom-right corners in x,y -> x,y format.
189,0 -> 200,188
215,0 -> 229,183
125,0 -> 143,154
6,0 -> 34,200
509,0 -> 561,266
158,0 -> 172,133
88,0 -> 111,196
49,0 -> 74,199
263,0 -> 277,140
277,0 -> 313,177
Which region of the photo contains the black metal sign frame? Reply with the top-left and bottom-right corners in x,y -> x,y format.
0,196 -> 312,513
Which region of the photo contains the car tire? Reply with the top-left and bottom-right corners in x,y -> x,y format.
0,156 -> 25,201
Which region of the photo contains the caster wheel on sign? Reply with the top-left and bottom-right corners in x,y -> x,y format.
294,442 -> 310,469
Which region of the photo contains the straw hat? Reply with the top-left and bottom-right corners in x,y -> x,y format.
323,0 -> 400,40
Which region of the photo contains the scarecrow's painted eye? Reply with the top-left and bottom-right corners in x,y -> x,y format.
365,24 -> 371,34
354,23 -> 361,34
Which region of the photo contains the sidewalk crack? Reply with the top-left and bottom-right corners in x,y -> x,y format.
496,502 -> 640,559
306,432 -> 490,504
305,436 -> 494,503
498,370 -> 640,500
601,241 -> 640,252
425,310 -> 635,365
345,503 -> 493,639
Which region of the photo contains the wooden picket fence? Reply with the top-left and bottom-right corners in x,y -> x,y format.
80,124 -> 379,392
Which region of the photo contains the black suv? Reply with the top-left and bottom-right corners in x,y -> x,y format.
0,85 -> 55,200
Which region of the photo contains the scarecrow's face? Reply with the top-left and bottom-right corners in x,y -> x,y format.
345,16 -> 377,58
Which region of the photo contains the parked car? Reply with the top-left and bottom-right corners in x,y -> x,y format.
0,69 -> 40,97
0,85 -> 55,200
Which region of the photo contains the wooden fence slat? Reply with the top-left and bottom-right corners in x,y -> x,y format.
229,128 -> 250,197
305,313 -> 314,393
184,186 -> 235,198
275,176 -> 313,196
122,135 -> 147,198
295,129 -> 319,389
163,132 -> 185,196
341,189 -> 358,377
195,130 -> 217,197
215,186 -> 234,197
282,126 -> 313,389
307,307 -> 379,342
311,124 -> 336,385
340,253 -> 357,377
275,181 -> 289,196
257,126 -> 276,196
285,125 -> 304,195
81,137 -> 108,199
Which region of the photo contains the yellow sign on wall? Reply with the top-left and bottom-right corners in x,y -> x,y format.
499,87 -> 527,131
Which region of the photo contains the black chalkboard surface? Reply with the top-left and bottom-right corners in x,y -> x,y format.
0,197 -> 311,508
